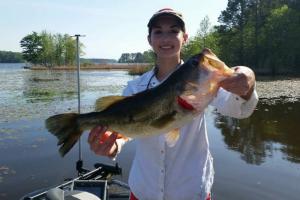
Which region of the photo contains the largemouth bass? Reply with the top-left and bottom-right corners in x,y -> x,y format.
46,48 -> 234,156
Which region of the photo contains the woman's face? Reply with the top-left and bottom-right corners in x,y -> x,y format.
148,16 -> 188,59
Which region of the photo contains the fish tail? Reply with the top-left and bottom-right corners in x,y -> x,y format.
45,113 -> 83,157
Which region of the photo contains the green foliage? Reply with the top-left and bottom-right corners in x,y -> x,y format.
260,5 -> 300,72
182,16 -> 220,61
0,51 -> 24,63
118,51 -> 155,63
39,31 -> 55,67
181,36 -> 202,61
20,32 -> 42,64
20,31 -> 82,67
216,0 -> 300,74
64,34 -> 77,66
142,50 -> 155,63
119,1 -> 299,75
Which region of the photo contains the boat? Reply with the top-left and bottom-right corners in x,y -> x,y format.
20,162 -> 130,200
22,35 -> 130,200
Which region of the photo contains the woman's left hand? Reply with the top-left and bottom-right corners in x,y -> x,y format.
219,66 -> 255,100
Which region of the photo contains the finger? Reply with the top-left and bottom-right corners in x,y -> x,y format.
92,130 -> 113,151
219,78 -> 236,89
92,137 -> 115,156
232,66 -> 240,72
90,132 -> 109,154
101,133 -> 118,153
221,72 -> 246,86
102,133 -> 117,150
92,142 -> 106,155
88,126 -> 100,143
88,126 -> 106,144
95,128 -> 109,143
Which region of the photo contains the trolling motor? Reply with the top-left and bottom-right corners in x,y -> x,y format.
76,159 -> 89,175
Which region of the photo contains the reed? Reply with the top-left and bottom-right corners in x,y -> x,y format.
28,63 -> 152,73
128,65 -> 152,75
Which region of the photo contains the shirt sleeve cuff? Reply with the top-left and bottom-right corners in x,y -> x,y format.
110,138 -> 128,161
239,88 -> 259,118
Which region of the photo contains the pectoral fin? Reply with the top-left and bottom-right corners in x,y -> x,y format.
165,128 -> 180,147
95,96 -> 126,111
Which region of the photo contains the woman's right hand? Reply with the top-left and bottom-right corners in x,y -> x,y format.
88,126 -> 118,158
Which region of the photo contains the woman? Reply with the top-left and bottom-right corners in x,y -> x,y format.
88,8 -> 258,200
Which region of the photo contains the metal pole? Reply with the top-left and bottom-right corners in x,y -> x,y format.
75,36 -> 81,113
75,35 -> 82,161
73,34 -> 85,175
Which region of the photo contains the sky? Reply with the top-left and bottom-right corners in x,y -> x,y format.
0,0 -> 228,60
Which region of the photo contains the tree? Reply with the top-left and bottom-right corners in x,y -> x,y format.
181,16 -> 220,61
218,0 -> 252,65
118,52 -> 149,63
54,34 -> 65,66
198,15 -> 211,47
260,4 -> 300,74
20,32 -> 42,64
20,31 -> 80,67
39,30 -> 55,67
134,52 -> 144,63
64,34 -> 77,66
118,53 -> 130,63
181,36 -> 202,61
143,50 -> 155,63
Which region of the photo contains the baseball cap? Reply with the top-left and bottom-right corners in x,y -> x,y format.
147,8 -> 186,32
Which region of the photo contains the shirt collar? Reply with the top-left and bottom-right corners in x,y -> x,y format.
141,60 -> 184,87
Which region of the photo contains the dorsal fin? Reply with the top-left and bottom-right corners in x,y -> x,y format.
95,95 -> 126,111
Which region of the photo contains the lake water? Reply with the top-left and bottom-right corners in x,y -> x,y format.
0,64 -> 299,200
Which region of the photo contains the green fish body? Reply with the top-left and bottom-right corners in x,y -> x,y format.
46,48 -> 234,156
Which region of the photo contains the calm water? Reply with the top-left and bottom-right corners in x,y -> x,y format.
0,64 -> 299,200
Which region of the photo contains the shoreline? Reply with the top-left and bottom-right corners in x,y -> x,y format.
25,63 -> 151,71
26,65 -> 300,76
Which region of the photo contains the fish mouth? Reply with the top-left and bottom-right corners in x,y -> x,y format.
198,48 -> 234,76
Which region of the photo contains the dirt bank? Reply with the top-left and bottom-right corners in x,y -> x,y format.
256,77 -> 300,104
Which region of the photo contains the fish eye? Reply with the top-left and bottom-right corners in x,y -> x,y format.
191,58 -> 198,66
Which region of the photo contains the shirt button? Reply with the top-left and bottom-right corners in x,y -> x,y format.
161,169 -> 164,173
160,188 -> 164,193
161,150 -> 164,154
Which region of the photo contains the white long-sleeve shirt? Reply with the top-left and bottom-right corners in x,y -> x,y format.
117,68 -> 258,200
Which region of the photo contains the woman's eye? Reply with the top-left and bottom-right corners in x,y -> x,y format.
171,29 -> 180,34
153,30 -> 162,35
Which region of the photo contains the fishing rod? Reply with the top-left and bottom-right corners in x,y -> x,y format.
72,34 -> 87,175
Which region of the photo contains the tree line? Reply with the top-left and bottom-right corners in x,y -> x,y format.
118,50 -> 155,63
119,0 -> 299,75
0,51 -> 24,63
182,0 -> 300,75
19,0 -> 299,74
20,31 -> 82,67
